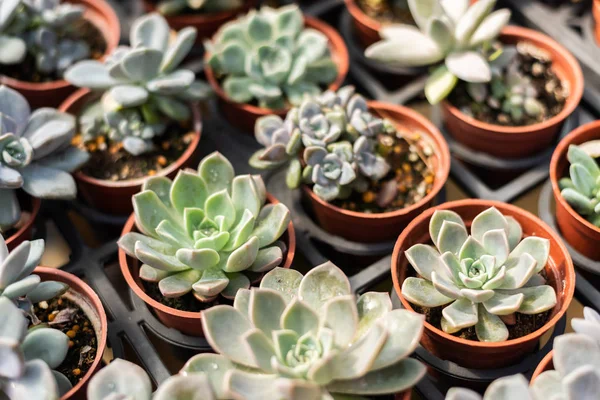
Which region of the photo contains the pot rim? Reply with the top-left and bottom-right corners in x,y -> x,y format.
5,195 -> 41,249
204,15 -> 350,117
33,266 -> 108,400
344,0 -> 382,33
391,199 -> 575,349
118,193 -> 296,320
550,120 -> 600,235
141,0 -> 257,24
531,350 -> 554,383
303,101 -> 450,221
0,0 -> 120,91
59,88 -> 203,188
442,25 -> 584,136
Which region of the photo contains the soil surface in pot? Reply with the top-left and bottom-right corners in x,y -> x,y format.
2,19 -> 106,83
145,0 -> 245,15
143,281 -> 216,312
75,123 -> 195,181
331,127 -> 435,214
448,41 -> 567,127
356,0 -> 415,25
33,297 -> 98,387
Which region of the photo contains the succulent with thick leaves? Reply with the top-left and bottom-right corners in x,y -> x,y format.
118,152 -> 291,303
559,143 -> 600,228
365,0 -> 511,104
0,0 -> 27,65
65,13 -> 211,156
402,207 -> 557,342
447,374 -> 534,400
157,0 -> 242,17
206,5 -> 338,109
0,85 -> 89,231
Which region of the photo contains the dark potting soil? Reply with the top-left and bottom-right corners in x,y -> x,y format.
143,281 -> 215,313
448,41 -> 568,127
2,19 -> 106,83
356,0 -> 415,25
76,125 -> 195,181
33,297 -> 97,387
146,0 -> 243,15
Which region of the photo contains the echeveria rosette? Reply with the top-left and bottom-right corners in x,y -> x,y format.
0,85 -> 89,231
559,144 -> 600,228
447,374 -> 534,400
402,207 -> 557,342
302,142 -> 356,202
65,13 -> 211,156
365,0 -> 511,104
118,152 -> 291,302
156,0 -> 242,17
206,5 -> 338,109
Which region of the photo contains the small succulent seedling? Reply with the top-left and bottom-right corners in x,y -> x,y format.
118,152 -> 291,303
88,262 -> 427,399
65,13 -> 211,156
206,5 -> 338,109
559,143 -> 600,228
0,0 -> 91,75
365,0 -> 511,104
402,207 -> 557,342
157,0 -> 242,17
250,86 -> 392,202
0,85 -> 89,231
447,374 -> 533,400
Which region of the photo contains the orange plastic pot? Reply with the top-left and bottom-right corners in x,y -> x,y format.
594,0 -> 600,45
59,89 -> 203,216
531,351 -> 554,383
141,0 -> 257,42
5,194 -> 41,251
0,0 -> 120,109
442,26 -> 584,159
344,0 -> 383,47
118,194 -> 296,336
205,16 -> 350,134
34,267 -> 108,400
304,101 -> 450,243
392,199 -> 575,369
550,120 -> 600,261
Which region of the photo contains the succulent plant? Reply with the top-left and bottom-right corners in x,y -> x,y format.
447,374 -> 533,400
157,0 -> 242,17
402,207 -> 557,342
65,13 -> 211,156
118,152 -> 291,303
0,85 -> 89,231
559,143 -> 600,228
206,5 -> 338,109
87,262 -> 427,399
250,86 -> 392,202
0,0 -> 27,65
365,0 -> 511,104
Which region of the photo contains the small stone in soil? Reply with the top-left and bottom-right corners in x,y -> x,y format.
357,0 -> 415,25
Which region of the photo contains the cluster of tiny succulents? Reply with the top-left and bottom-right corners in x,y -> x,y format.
87,262 -> 427,399
156,0 -> 242,17
65,13 -> 211,156
206,5 -> 339,109
0,235 -> 72,399
365,0 -> 511,105
250,85 -> 394,202
0,85 -> 89,231
0,0 -> 91,75
118,152 -> 291,303
402,207 -> 557,342
559,142 -> 600,227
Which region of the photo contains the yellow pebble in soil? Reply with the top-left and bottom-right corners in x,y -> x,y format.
157,156 -> 167,167
73,325 -> 80,332
66,330 -> 76,339
73,369 -> 81,376
425,175 -> 434,184
362,191 -> 376,203
148,170 -> 156,176
47,314 -> 56,322
69,341 -> 74,348
402,163 -> 411,172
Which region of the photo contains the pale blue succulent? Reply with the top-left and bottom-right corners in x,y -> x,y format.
0,0 -> 27,65
447,374 -> 533,400
0,86 -> 89,231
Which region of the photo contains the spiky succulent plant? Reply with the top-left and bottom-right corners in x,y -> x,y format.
157,0 -> 242,17
87,262 -> 427,399
0,0 -> 91,75
402,207 -> 557,342
559,143 -> 600,228
118,152 -> 291,303
65,13 -> 211,156
250,86 -> 392,202
206,5 -> 338,109
365,0 -> 511,104
0,85 -> 89,231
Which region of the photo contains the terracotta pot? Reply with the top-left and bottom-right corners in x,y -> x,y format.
142,0 -> 257,42
34,267 -> 108,400
119,194 -> 296,336
394,390 -> 411,400
442,26 -> 584,159
550,120 -> 600,261
0,0 -> 120,109
392,199 -> 575,369
531,351 -> 554,383
59,89 -> 203,216
304,101 -> 450,243
5,193 -> 41,251
344,0 -> 383,47
594,1 -> 600,45
205,16 -> 350,133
